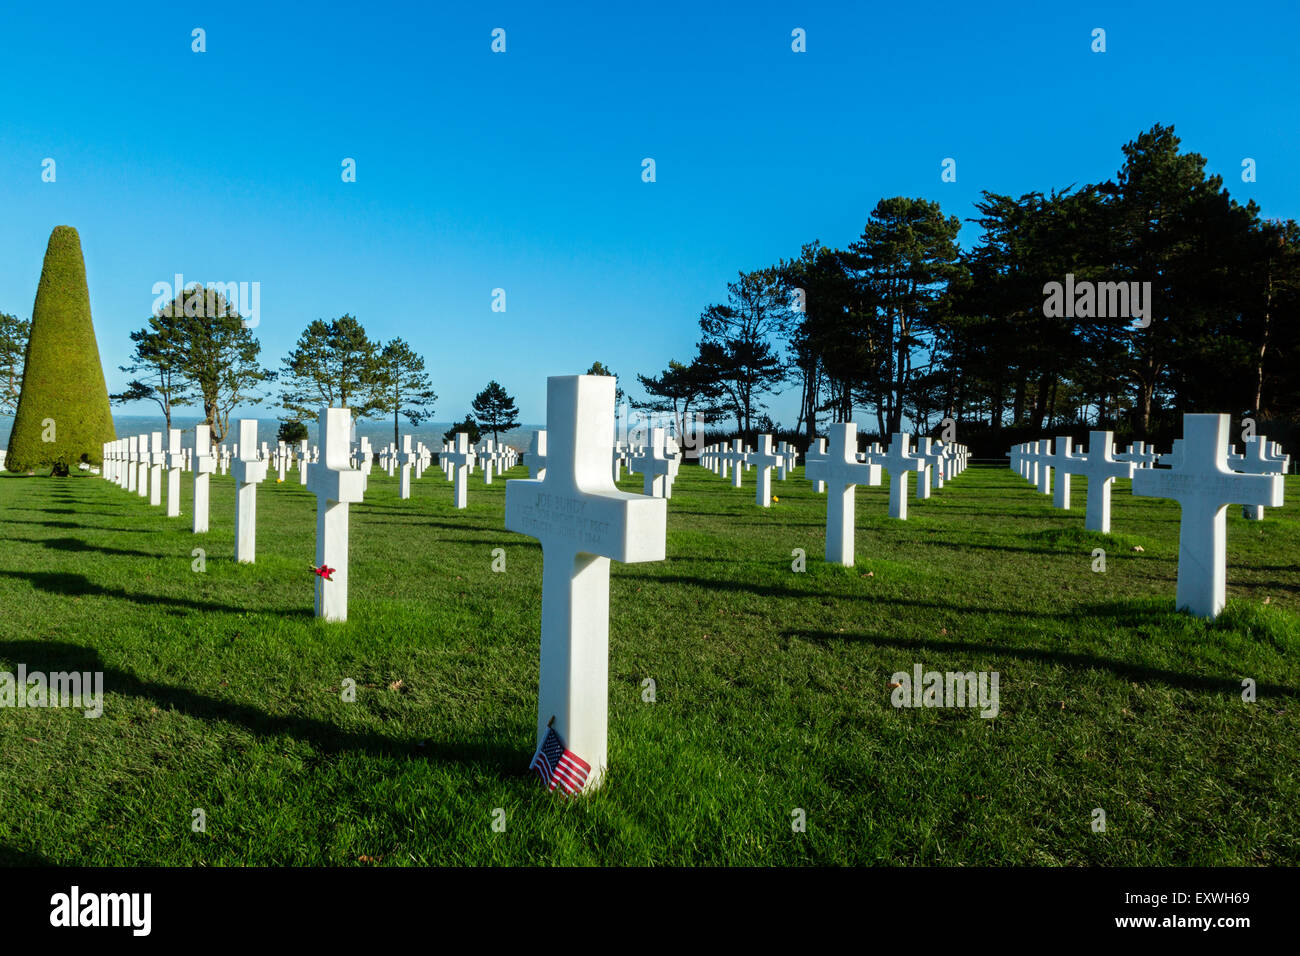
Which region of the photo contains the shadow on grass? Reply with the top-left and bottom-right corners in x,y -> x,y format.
785,626 -> 1300,700
0,639 -> 526,779
0,569 -> 307,617
0,519 -> 155,534
0,844 -> 55,866
0,536 -> 163,560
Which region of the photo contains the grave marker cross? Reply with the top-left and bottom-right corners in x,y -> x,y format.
231,420 -> 268,562
879,433 -> 926,520
1074,430 -> 1134,533
804,423 -> 882,565
193,424 -> 216,533
1132,414 -> 1284,618
443,432 -> 476,508
749,434 -> 783,507
165,428 -> 184,516
504,375 -> 667,793
307,407 -> 366,621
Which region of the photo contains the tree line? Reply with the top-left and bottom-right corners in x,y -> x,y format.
0,287 -> 520,448
4,124 -> 1296,456
634,124 -> 1300,452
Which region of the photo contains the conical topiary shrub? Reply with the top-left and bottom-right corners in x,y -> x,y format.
6,226 -> 116,475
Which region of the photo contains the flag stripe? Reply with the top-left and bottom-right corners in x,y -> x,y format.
531,727 -> 591,794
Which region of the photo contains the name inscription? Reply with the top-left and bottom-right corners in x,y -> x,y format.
516,492 -> 614,552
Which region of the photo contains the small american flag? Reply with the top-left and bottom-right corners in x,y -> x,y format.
530,726 -> 591,795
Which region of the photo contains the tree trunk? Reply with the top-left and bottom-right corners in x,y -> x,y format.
1253,269 -> 1272,413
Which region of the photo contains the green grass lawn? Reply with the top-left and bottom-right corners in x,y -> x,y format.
0,460 -> 1297,865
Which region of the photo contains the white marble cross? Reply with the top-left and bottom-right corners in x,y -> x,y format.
1035,439 -> 1053,495
1132,413 -> 1284,618
879,433 -> 926,519
308,407 -> 366,622
725,439 -> 747,489
776,441 -> 794,480
611,441 -> 627,482
478,438 -> 497,484
1116,441 -> 1159,469
193,424 -> 216,533
505,375 -> 667,793
526,430 -> 548,479
712,443 -> 729,480
1023,441 -> 1039,486
399,435 -> 415,499
359,437 -> 373,476
131,436 -> 144,496
1067,430 -> 1135,533
916,437 -> 943,499
1050,436 -> 1084,509
804,423 -> 882,565
1227,436 -> 1285,520
231,420 -> 268,563
165,428 -> 184,516
444,432 -> 476,508
749,434 -> 783,507
148,431 -> 164,506
663,435 -> 681,499
805,437 -> 828,492
637,428 -> 673,498
934,441 -> 954,489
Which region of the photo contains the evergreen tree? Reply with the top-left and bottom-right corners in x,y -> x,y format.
634,357 -> 724,439
177,289 -> 273,443
697,269 -> 788,434
109,298 -> 197,431
278,420 -> 309,444
0,312 -> 31,415
377,338 -> 438,446
7,226 -> 116,474
442,414 -> 482,445
279,315 -> 384,421
471,381 -> 520,443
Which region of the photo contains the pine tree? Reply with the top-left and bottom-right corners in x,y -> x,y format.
377,338 -> 438,446
471,381 -> 520,444
6,226 -> 116,474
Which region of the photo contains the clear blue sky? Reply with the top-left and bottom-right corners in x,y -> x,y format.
1,0 -> 1296,426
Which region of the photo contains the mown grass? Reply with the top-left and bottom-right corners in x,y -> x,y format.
0,461 -> 1297,865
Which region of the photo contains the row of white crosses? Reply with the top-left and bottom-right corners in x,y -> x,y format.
1008,415 -> 1288,618
104,413 -> 367,622
627,428 -> 680,498
365,433 -> 518,505
700,436 -> 800,507
102,432 -> 177,510
700,431 -> 967,522
1228,436 -> 1290,520
799,427 -> 969,566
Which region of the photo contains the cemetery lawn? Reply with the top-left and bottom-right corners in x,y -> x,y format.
1,464 -> 1298,867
